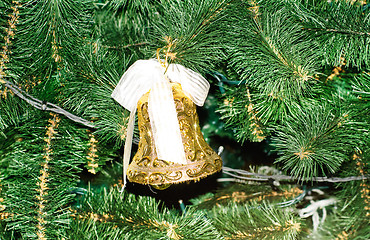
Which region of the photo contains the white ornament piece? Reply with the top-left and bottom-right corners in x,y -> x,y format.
299,197 -> 337,233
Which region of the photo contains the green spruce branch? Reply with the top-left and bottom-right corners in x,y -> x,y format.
2,113 -> 86,239
211,201 -> 303,240
68,187 -> 223,240
272,102 -> 366,181
284,0 -> 370,68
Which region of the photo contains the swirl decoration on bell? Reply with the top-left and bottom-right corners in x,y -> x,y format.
111,59 -> 222,190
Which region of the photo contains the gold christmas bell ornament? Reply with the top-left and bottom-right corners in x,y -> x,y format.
111,59 -> 222,190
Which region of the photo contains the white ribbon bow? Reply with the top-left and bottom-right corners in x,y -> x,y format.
111,59 -> 210,190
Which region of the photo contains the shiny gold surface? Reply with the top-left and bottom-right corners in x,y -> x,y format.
127,82 -> 222,187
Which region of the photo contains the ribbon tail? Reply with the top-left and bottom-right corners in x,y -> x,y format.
120,108 -> 136,192
148,79 -> 187,165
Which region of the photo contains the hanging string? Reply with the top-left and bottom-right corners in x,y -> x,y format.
119,108 -> 136,192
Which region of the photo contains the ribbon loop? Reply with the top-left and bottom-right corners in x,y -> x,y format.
111,59 -> 164,112
112,59 -> 210,111
166,64 -> 210,107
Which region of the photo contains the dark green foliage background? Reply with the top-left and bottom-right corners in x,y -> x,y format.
0,0 -> 369,239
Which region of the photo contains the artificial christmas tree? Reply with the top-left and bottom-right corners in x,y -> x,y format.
0,0 -> 369,239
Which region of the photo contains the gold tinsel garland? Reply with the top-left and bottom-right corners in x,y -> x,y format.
0,0 -> 21,222
36,113 -> 60,240
246,87 -> 265,141
70,208 -> 182,240
225,220 -> 301,240
0,1 -> 21,97
353,150 -> 370,217
86,133 -> 99,174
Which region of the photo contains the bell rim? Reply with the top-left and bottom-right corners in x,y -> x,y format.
127,157 -> 222,186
